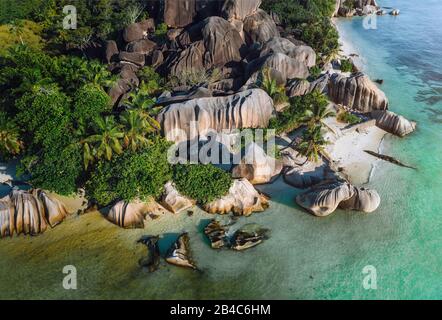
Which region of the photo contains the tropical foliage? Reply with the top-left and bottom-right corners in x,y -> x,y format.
173,164 -> 233,205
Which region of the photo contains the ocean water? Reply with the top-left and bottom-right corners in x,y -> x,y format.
0,0 -> 441,300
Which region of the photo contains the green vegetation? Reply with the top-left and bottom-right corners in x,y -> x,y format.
337,110 -> 362,125
173,164 -> 233,205
340,58 -> 354,73
86,140 -> 173,206
0,112 -> 23,159
297,125 -> 329,163
262,0 -> 339,62
260,68 -> 289,106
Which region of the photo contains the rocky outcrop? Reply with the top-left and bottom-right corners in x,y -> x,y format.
138,235 -> 161,272
165,17 -> 246,76
287,74 -> 329,97
246,52 -> 310,85
371,110 -> 416,137
123,19 -> 155,43
105,40 -> 119,63
232,143 -> 283,184
119,51 -> 145,67
126,39 -> 156,55
295,181 -> 381,216
157,89 -> 275,143
0,189 -> 68,238
204,219 -> 228,249
165,41 -> 206,76
161,182 -> 195,213
260,37 -> 316,68
204,179 -> 269,216
231,223 -> 269,251
106,200 -> 148,229
328,73 -> 389,112
339,187 -> 380,213
164,0 -> 198,28
243,9 -> 279,45
165,233 -> 197,269
201,17 -> 246,67
221,0 -> 262,21
295,181 -> 355,217
284,163 -> 340,189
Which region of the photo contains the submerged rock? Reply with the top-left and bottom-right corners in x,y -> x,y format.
0,189 -> 68,238
161,182 -> 195,214
157,89 -> 274,143
204,179 -> 269,216
137,235 -> 161,272
204,219 -> 228,249
231,223 -> 270,251
232,143 -> 283,184
328,73 -> 389,112
371,110 -> 416,137
165,233 -> 197,269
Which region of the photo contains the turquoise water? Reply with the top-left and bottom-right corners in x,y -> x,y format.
1,0 -> 441,300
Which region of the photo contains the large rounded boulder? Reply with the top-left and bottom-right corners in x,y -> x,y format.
328,72 -> 389,112
232,143 -> 283,184
204,179 -> 269,216
338,187 -> 381,213
371,110 -> 416,137
220,0 -> 262,21
260,37 -> 316,68
243,9 -> 280,46
157,89 -> 275,143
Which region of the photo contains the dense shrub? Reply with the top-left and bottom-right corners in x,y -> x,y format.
72,84 -> 111,130
340,59 -> 354,73
86,139 -> 173,206
173,164 -> 233,205
337,110 -> 361,125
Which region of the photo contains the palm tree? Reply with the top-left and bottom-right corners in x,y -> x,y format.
0,114 -> 23,157
120,110 -> 159,152
82,116 -> 124,169
87,60 -> 117,89
296,125 -> 329,164
297,90 -> 337,135
123,81 -> 157,111
260,68 -> 288,105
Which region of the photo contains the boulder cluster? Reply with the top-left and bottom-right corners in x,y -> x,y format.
333,0 -> 399,17
0,189 -> 68,238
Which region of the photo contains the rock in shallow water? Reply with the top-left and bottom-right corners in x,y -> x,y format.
165,233 -> 197,269
231,223 -> 270,251
295,181 -> 381,217
137,235 -> 161,272
371,110 -> 416,137
204,219 -> 228,249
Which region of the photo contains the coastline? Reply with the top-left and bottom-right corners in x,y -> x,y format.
327,18 -> 387,185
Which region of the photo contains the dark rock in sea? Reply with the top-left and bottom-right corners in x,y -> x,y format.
138,235 -> 161,272
230,223 -> 270,251
165,233 -> 197,269
204,219 -> 228,249
374,79 -> 384,84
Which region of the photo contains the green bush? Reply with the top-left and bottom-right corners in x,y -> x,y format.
72,84 -> 111,130
337,111 -> 361,125
173,164 -> 233,205
86,139 -> 173,206
340,59 -> 354,73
